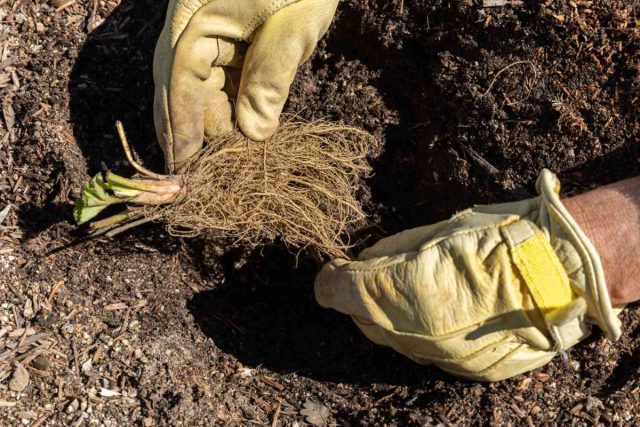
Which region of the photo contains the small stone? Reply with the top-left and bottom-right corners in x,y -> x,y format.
9,363 -> 30,392
81,358 -> 93,376
16,411 -> 38,420
300,399 -> 330,427
22,300 -> 34,319
32,355 -> 51,371
66,399 -> 79,413
99,388 -> 121,398
142,417 -> 154,427
8,327 -> 35,338
586,396 -> 604,412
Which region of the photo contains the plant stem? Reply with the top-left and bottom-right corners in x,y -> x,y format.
116,121 -> 168,181
90,210 -> 137,230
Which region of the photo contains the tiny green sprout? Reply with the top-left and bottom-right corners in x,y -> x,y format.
74,171 -> 182,225
74,173 -> 119,225
73,121 -> 181,228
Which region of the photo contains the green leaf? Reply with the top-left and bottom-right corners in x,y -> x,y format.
74,173 -> 132,224
74,198 -> 109,225
74,172 -> 178,225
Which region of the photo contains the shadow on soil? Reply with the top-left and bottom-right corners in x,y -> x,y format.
68,0 -> 166,176
187,245 -> 450,386
599,307 -> 640,396
59,0 -> 452,385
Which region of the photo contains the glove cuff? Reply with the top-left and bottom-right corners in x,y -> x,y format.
535,169 -> 622,341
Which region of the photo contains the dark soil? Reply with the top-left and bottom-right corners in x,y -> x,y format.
1,0 -> 640,425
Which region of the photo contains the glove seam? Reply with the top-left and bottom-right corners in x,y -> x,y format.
171,0 -> 208,45
355,315 -> 507,345
406,335 -> 514,365
538,169 -> 621,341
450,209 -> 475,222
548,205 -> 609,328
431,335 -> 514,363
438,342 -> 526,376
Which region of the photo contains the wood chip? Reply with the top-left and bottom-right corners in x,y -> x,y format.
30,414 -> 51,427
46,280 -> 65,305
518,377 -> 532,390
99,388 -> 121,397
258,375 -> 284,391
570,403 -> 584,414
2,102 -> 14,131
54,0 -> 76,12
483,0 -> 523,6
0,333 -> 49,363
0,204 -> 10,226
537,373 -> 551,382
16,411 -> 38,420
510,403 -> 526,419
9,361 -> 30,392
104,302 -> 128,311
271,403 -> 281,427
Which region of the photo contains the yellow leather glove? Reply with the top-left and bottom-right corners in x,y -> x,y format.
315,169 -> 623,381
153,0 -> 339,171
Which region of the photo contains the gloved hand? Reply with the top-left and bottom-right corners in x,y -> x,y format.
315,169 -> 623,381
153,0 -> 339,171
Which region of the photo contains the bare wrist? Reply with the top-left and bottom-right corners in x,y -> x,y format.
563,177 -> 640,305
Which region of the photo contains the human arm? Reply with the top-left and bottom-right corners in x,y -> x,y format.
563,176 -> 640,305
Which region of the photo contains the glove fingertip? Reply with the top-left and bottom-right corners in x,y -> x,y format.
236,100 -> 280,141
314,258 -> 351,309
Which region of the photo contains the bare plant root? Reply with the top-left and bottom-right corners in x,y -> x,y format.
77,120 -> 377,259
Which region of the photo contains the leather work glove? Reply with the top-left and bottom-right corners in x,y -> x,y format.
315,169 -> 624,381
153,0 -> 339,171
